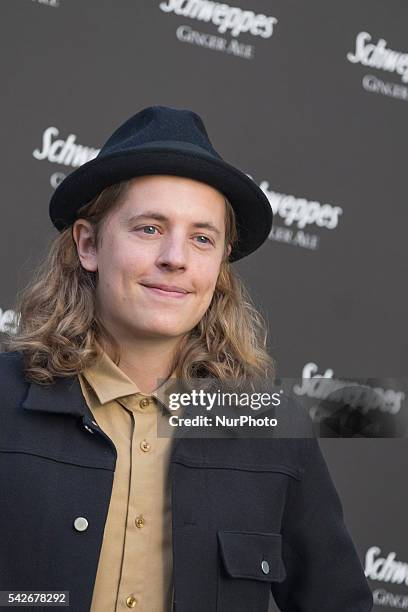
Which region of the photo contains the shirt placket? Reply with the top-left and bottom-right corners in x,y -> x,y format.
115,395 -> 157,611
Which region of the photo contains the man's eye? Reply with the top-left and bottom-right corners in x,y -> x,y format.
196,235 -> 212,245
137,225 -> 157,234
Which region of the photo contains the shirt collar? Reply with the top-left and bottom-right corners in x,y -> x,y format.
80,347 -> 179,415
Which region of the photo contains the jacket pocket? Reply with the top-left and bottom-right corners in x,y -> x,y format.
216,530 -> 286,612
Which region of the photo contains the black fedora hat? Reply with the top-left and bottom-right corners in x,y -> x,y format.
49,105 -> 273,262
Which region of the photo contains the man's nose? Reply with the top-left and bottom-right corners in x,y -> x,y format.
156,236 -> 188,270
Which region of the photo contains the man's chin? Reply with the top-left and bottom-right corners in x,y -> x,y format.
128,324 -> 188,339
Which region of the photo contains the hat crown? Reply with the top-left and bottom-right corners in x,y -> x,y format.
99,105 -> 222,159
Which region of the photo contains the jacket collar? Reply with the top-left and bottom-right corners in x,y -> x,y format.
20,349 -> 179,420
22,373 -> 93,419
20,362 -> 197,459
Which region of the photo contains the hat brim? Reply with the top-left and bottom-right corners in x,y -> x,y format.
49,140 -> 273,262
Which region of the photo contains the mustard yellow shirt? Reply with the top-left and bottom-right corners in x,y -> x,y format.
78,348 -> 180,611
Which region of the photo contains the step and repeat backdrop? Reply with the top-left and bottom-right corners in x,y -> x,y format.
1,1 -> 407,609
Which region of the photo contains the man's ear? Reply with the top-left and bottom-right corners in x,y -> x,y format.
72,219 -> 98,272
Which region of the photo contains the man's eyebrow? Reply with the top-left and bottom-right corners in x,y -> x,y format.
123,211 -> 222,237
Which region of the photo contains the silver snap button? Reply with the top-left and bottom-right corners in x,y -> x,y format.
74,517 -> 89,532
91,420 -> 98,427
83,424 -> 94,434
261,560 -> 270,574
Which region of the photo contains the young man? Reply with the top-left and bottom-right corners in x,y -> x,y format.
71,172 -> 232,610
1,105 -> 373,611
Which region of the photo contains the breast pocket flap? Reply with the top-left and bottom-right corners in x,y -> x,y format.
217,530 -> 287,583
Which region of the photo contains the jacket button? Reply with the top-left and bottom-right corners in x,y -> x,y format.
261,560 -> 270,574
73,517 -> 89,532
125,595 -> 138,608
139,397 -> 150,409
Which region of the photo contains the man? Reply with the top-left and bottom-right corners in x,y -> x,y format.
1,105 -> 373,611
72,172 -> 232,610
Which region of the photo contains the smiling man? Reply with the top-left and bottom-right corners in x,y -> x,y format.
1,105 -> 373,612
70,172 -> 234,611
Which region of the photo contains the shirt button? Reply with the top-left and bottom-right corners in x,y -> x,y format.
140,439 -> 151,452
135,515 -> 145,528
139,397 -> 150,409
261,560 -> 270,574
125,595 -> 138,608
73,517 -> 89,532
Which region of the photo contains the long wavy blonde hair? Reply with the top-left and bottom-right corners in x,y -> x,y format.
4,178 -> 276,387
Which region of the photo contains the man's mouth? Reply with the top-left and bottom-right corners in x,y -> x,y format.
140,284 -> 191,299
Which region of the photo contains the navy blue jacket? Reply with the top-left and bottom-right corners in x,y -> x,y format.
0,351 -> 373,611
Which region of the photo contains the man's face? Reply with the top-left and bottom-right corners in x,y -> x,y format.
75,175 -> 230,342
